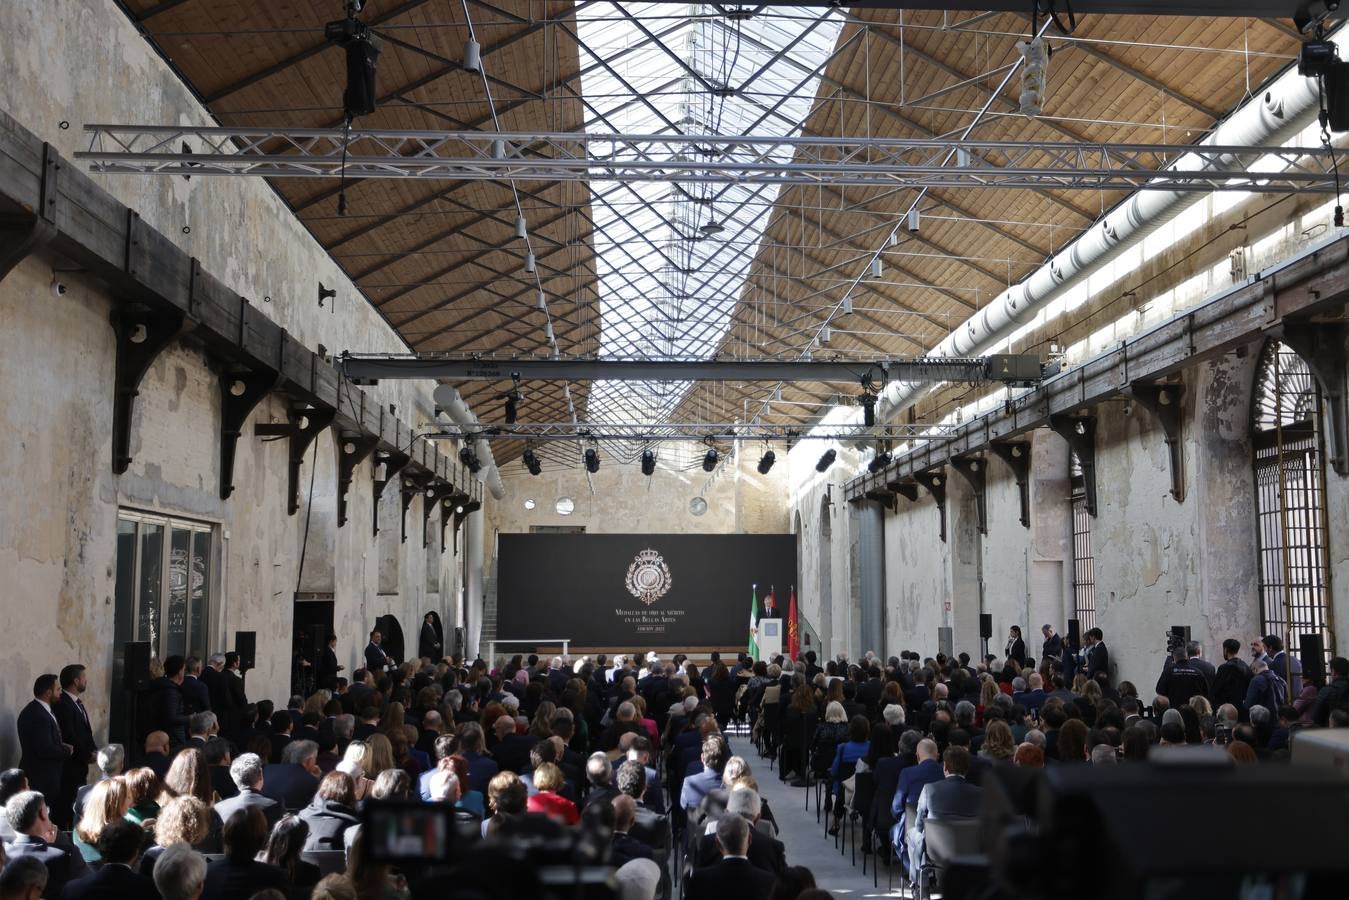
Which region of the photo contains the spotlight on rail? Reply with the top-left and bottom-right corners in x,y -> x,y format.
867,450 -> 893,474
757,449 -> 776,475
816,448 -> 836,473
641,448 -> 656,476
702,448 -> 719,472
584,447 -> 600,473
458,446 -> 481,473
324,7 -> 381,119
522,447 -> 542,476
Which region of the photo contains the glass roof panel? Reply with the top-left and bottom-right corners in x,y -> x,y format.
574,3 -> 843,427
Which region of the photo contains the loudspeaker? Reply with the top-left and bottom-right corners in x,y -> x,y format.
235,631 -> 257,672
124,642 -> 152,691
1301,633 -> 1326,684
1067,618 -> 1081,653
1170,625 -> 1192,645
979,614 -> 993,640
1326,62 -> 1349,132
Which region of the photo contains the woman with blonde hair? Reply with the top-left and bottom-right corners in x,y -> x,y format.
162,747 -> 214,805
336,740 -> 375,800
529,701 -> 557,741
1189,694 -> 1213,718
1071,673 -> 1089,695
304,691 -> 330,719
141,795 -> 210,874
980,720 -> 1017,761
74,777 -> 131,862
977,680 -> 1000,726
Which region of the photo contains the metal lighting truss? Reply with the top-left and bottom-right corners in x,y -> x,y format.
78,125 -> 1343,193
423,421 -> 954,441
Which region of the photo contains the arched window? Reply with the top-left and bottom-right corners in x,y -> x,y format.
1251,340 -> 1334,669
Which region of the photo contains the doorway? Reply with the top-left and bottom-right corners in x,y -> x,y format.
292,599 -> 335,698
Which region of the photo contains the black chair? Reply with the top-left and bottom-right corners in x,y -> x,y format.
916,818 -> 982,900
300,850 -> 347,876
850,770 -> 877,871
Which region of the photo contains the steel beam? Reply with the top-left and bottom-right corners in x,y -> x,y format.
592,0 -> 1314,16
424,421 -> 954,441
77,127 -> 1342,194
339,353 -> 1045,385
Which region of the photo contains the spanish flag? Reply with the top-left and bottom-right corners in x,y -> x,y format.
747,585 -> 760,659
787,586 -> 800,659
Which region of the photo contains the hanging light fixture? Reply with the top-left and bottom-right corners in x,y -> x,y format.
462,38 -> 482,73
514,214 -> 527,240
583,447 -> 600,473
815,448 -> 836,472
757,449 -> 776,475
641,448 -> 656,476
702,447 -> 719,472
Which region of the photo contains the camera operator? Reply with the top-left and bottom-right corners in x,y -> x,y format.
1155,648 -> 1209,710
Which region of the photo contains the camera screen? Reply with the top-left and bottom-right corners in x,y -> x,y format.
363,801 -> 454,863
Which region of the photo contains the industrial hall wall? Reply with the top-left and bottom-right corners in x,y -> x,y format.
0,0 -> 476,761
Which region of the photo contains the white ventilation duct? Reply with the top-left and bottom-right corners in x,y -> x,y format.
433,384 -> 507,500
874,63 -> 1322,429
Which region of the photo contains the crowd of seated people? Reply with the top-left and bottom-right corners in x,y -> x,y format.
742,627 -> 1349,890
3,647 -> 897,900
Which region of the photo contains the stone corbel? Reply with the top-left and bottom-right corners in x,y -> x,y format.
254,406 -> 336,515
1049,413 -> 1098,517
1281,322 -> 1348,477
912,468 -> 948,542
336,432 -> 380,527
442,487 -> 471,552
399,472 -> 432,545
218,368 -> 280,499
421,480 -> 455,548
887,478 -> 920,503
989,440 -> 1032,528
951,454 -> 988,535
1128,380 -> 1186,501
111,305 -> 188,474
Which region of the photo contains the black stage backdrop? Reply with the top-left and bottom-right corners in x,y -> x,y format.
496,533 -> 796,647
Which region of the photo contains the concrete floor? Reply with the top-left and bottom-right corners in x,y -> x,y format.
730,735 -> 903,899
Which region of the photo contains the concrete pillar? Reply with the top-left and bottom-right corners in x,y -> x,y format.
465,508 -> 485,660
855,500 -> 886,658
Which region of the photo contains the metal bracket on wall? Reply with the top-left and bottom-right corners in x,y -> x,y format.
254,407 -> 336,515
862,487 -> 897,512
399,473 -> 432,545
1281,322 -> 1348,477
0,217 -> 55,286
336,433 -> 380,528
951,454 -> 988,535
218,368 -> 280,499
421,480 -> 455,548
912,468 -> 948,543
452,498 -> 483,555
1049,413 -> 1098,517
441,487 -> 469,552
887,478 -> 920,503
989,440 -> 1032,528
372,449 -> 411,537
1129,381 -> 1187,501
111,305 -> 187,474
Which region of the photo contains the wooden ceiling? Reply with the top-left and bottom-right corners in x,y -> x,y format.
117,1 -> 1302,460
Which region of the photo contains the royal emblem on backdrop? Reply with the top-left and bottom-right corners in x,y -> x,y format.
625,548 -> 673,606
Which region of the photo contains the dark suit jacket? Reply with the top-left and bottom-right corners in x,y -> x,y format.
1212,658 -> 1253,709
1042,634 -> 1064,667
694,825 -> 786,875
870,755 -> 904,833
1085,643 -> 1110,684
419,623 -> 442,660
364,642 -> 390,672
60,861 -> 160,900
180,675 -> 211,715
493,733 -> 535,774
144,677 -> 188,745
18,700 -> 71,802
54,694 -> 96,768
915,774 -> 982,827
628,802 -> 670,856
210,766 -> 239,801
611,832 -> 654,868
212,788 -> 281,830
225,670 -> 249,718
199,858 -> 288,900
316,647 -> 340,691
1006,638 -> 1027,665
685,857 -> 776,900
261,763 -> 319,810
6,833 -> 88,900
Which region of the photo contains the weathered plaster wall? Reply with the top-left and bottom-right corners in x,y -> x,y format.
0,0 -> 476,757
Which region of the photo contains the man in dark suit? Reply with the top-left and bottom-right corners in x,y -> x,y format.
202,807 -> 288,899
3,790 -> 89,899
0,856 -> 50,899
1041,625 -> 1064,671
610,795 -> 655,867
204,737 -> 238,801
261,740 -> 321,810
692,787 -> 786,875
490,715 -> 534,775
890,738 -> 943,861
617,761 -> 671,871
17,674 -> 72,809
1083,628 -> 1110,685
365,630 -> 393,673
180,657 -> 211,715
419,613 -> 443,662
684,815 -> 776,900
223,651 -> 250,732
212,753 -> 281,830
907,745 -> 982,872
316,634 -> 342,691
1013,672 -> 1047,714
59,819 -> 159,900
144,656 -> 189,746
53,665 -> 96,830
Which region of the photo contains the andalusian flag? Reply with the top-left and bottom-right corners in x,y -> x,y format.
747,585 -> 760,659
787,586 -> 800,659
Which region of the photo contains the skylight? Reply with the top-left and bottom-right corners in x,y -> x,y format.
574,3 -> 843,427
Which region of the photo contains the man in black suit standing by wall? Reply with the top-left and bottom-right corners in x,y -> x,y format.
53,665 -> 96,831
1084,627 -> 1110,685
18,674 -> 72,809
316,635 -> 343,692
1040,625 -> 1063,671
365,630 -> 393,673
181,657 -> 211,715
223,651 -> 250,733
145,656 -> 189,747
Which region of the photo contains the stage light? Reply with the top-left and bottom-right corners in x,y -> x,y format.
325,11 -> 381,120
641,449 -> 656,476
862,393 -> 877,427
584,447 -> 600,473
757,449 -> 776,475
816,448 -> 836,472
463,38 -> 482,73
867,450 -> 893,474
840,296 -> 852,316
702,448 -> 719,472
1018,36 -> 1048,117
458,446 -> 481,473
868,258 -> 883,279
525,252 -> 536,274
522,447 -> 542,476
504,396 -> 518,424
819,326 -> 831,345
1300,39 -> 1339,77
906,207 -> 920,233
